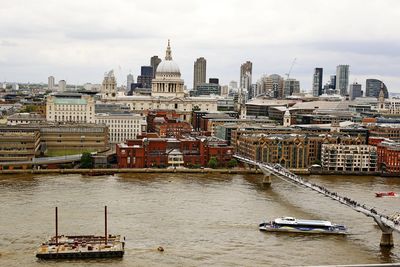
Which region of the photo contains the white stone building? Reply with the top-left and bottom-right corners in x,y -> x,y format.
101,70 -> 117,99
46,94 -> 95,123
101,41 -> 218,122
321,144 -> 377,172
95,113 -> 147,143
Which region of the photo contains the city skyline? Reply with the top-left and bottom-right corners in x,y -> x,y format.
0,0 -> 399,92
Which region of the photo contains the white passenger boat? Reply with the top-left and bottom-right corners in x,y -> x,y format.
259,217 -> 347,235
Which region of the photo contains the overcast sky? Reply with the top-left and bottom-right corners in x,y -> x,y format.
1,0 -> 399,92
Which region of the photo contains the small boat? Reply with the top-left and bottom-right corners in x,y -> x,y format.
375,191 -> 397,197
259,217 -> 347,235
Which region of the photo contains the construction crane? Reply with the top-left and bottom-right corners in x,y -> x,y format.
285,58 -> 297,79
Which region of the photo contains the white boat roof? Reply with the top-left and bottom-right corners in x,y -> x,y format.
274,217 -> 333,227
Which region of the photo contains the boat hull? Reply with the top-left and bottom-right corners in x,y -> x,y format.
36,250 -> 124,259
259,222 -> 347,235
375,192 -> 397,197
36,235 -> 125,260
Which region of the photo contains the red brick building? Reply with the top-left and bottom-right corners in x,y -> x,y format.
377,141 -> 400,175
155,122 -> 192,138
116,137 -> 233,168
147,110 -> 183,132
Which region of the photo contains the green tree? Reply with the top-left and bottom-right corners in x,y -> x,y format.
227,159 -> 238,168
208,157 -> 218,169
21,105 -> 37,113
80,152 -> 93,168
312,159 -> 321,166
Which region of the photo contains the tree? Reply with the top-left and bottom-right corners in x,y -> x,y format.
312,159 -> 321,166
227,159 -> 238,168
80,152 -> 93,168
21,105 -> 37,113
208,157 -> 218,169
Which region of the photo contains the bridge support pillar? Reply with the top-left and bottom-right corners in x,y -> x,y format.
262,174 -> 271,186
380,232 -> 394,248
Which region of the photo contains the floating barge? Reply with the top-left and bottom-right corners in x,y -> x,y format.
36,206 -> 124,259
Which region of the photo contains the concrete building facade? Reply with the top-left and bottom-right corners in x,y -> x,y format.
312,68 -> 323,97
193,57 -> 206,90
336,65 -> 349,96
95,113 -> 147,143
48,76 -> 55,91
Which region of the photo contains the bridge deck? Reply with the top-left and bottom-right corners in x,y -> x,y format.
234,155 -> 400,233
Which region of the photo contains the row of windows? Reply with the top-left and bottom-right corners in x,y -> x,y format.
108,125 -> 140,129
96,119 -> 141,124
50,105 -> 92,111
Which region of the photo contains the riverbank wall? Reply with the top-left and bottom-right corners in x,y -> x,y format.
0,168 -> 263,175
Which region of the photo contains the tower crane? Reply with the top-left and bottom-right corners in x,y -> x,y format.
285,58 -> 297,79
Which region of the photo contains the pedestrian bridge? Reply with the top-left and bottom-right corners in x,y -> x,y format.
234,154 -> 400,247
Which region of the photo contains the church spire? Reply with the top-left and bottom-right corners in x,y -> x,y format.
165,39 -> 172,60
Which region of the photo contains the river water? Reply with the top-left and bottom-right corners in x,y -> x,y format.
1,173 -> 400,266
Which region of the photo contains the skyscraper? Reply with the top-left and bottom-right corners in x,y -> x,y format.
209,78 -> 219,85
150,56 -> 161,78
127,73 -> 134,91
336,65 -> 349,96
366,79 -> 389,98
349,82 -> 363,100
58,80 -> 66,92
193,57 -> 206,90
48,76 -> 55,90
262,74 -> 284,98
312,68 -> 323,97
283,78 -> 300,97
240,61 -> 252,90
137,66 -> 154,88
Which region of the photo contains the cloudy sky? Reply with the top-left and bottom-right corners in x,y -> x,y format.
1,0 -> 399,92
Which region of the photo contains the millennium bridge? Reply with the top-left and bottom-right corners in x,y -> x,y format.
234,154 -> 400,247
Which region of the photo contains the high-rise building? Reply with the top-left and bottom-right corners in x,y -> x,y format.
48,76 -> 55,90
366,79 -> 389,98
349,82 -> 363,100
229,81 -> 238,89
150,56 -> 161,78
137,66 -> 154,89
58,80 -> 66,92
194,83 -> 220,96
283,79 -> 300,97
193,57 -> 206,90
220,85 -> 229,97
259,74 -> 284,98
312,68 -> 323,97
209,78 -> 219,85
330,75 -> 336,89
240,61 -> 252,90
336,65 -> 349,96
127,73 -> 134,92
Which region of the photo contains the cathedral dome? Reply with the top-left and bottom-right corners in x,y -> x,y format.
156,60 -> 181,75
155,40 -> 181,77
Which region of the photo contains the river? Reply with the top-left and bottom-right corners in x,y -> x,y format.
1,173 -> 400,266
